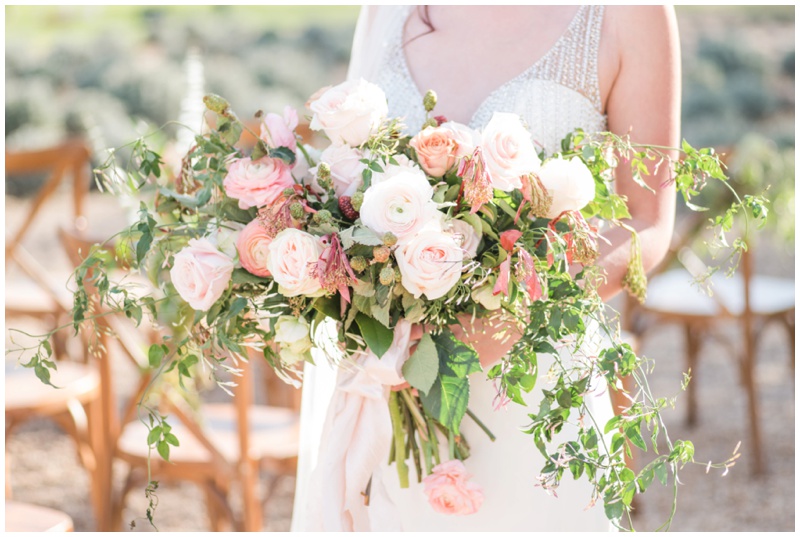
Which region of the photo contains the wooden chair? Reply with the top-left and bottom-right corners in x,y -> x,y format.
58,227 -> 301,531
632,244 -> 794,475
4,141 -> 107,529
5,139 -> 92,335
5,500 -> 75,532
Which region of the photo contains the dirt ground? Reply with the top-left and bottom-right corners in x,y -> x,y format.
4,187 -> 795,532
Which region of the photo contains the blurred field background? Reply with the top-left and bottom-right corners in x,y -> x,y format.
4,5 -> 795,532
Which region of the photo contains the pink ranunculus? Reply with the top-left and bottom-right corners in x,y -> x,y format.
423,460 -> 484,516
223,157 -> 294,210
170,238 -> 235,311
409,126 -> 457,177
360,171 -> 439,242
261,105 -> 298,152
481,112 -> 541,191
236,219 -> 273,278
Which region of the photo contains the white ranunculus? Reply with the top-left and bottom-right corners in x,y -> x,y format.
170,238 -> 235,311
274,315 -> 313,365
371,154 -> 425,185
441,121 -> 481,159
308,145 -> 367,197
448,218 -> 481,258
395,223 -> 464,300
308,78 -> 388,147
481,112 -> 541,191
537,156 -> 596,218
266,229 -> 324,297
359,171 -> 439,242
471,282 -> 502,310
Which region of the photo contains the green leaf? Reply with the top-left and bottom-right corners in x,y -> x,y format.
519,373 -> 537,392
621,483 -> 636,506
148,344 -> 165,369
269,146 -> 296,166
402,333 -> 439,395
431,330 -> 481,378
164,433 -> 180,447
355,313 -> 393,358
557,389 -> 573,409
313,295 -> 341,321
156,440 -> 171,461
604,496 -> 624,521
625,421 -> 647,451
569,459 -> 584,480
638,467 -> 655,492
34,363 -> 57,388
339,226 -> 383,250
654,461 -> 668,485
147,426 -> 162,446
420,373 -> 470,434
232,268 -> 271,286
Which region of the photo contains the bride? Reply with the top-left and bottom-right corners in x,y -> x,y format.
292,5 -> 679,532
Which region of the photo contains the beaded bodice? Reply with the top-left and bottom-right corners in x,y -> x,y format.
364,5 -> 607,156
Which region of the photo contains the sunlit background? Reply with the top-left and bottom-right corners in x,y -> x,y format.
5,5 -> 795,532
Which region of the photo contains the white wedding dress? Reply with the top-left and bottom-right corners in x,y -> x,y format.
292,5 -> 615,532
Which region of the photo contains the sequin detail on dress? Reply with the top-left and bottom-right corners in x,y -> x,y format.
372,5 -> 607,156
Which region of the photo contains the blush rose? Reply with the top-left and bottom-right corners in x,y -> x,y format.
170,238 -> 235,311
223,157 -> 294,210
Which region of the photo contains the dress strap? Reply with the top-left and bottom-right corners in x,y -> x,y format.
534,5 -> 605,114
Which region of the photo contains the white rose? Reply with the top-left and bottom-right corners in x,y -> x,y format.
481,112 -> 541,191
308,78 -> 388,147
441,121 -> 481,159
266,229 -> 324,297
274,315 -> 313,365
371,154 -> 425,185
309,144 -> 367,197
207,219 -> 245,262
537,156 -> 596,218
359,171 -> 439,242
395,223 -> 464,300
472,282 -> 502,310
170,238 -> 235,311
448,218 -> 481,258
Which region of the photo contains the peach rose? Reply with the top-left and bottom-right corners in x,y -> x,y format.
481,112 -> 541,192
308,78 -> 388,147
409,126 -> 457,177
266,228 -> 324,297
170,238 -> 235,311
423,460 -> 484,516
394,223 -> 464,300
261,105 -> 298,152
537,156 -> 596,218
223,157 -> 294,210
236,219 -> 273,278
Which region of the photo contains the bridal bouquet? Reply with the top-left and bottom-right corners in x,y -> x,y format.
17,78 -> 764,529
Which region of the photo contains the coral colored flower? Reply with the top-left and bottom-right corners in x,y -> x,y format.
423,460 -> 484,515
409,126 -> 457,177
223,157 -> 294,210
236,219 -> 273,278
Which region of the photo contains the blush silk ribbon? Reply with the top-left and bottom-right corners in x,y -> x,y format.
304,320 -> 413,532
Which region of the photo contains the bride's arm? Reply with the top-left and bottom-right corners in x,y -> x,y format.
596,6 -> 680,301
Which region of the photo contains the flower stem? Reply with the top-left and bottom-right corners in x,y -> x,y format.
389,391 -> 409,488
466,408 -> 496,441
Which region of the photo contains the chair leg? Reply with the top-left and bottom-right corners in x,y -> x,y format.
684,324 -> 701,427
741,323 -> 764,475
241,459 -> 264,531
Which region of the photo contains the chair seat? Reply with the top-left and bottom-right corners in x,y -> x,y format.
5,361 -> 100,420
117,403 -> 300,466
644,269 -> 795,318
4,500 -> 74,532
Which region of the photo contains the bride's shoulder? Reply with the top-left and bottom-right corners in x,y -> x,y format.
602,6 -> 679,62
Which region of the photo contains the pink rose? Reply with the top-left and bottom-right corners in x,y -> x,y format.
236,219 -> 273,278
309,145 -> 367,197
170,238 -> 235,311
223,157 -> 294,210
481,112 -> 541,192
448,218 -> 481,258
423,460 -> 484,516
409,126 -> 457,177
266,228 -> 324,297
394,223 -> 464,300
261,105 -> 298,152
